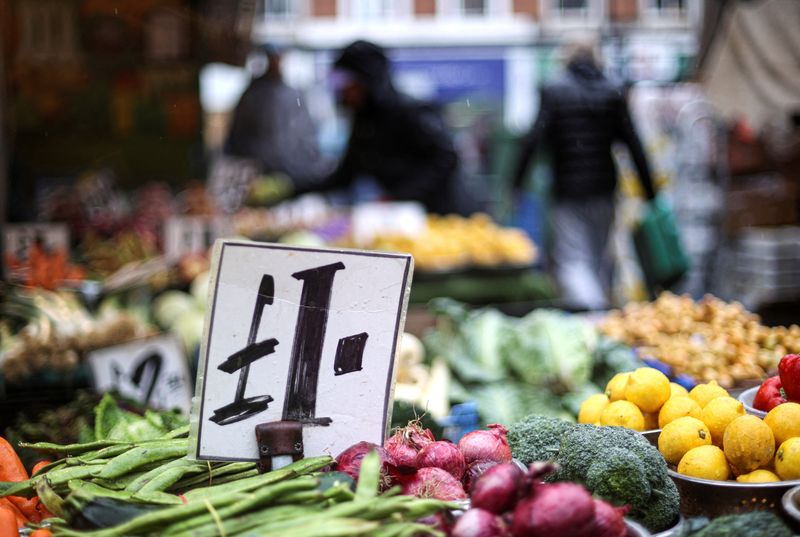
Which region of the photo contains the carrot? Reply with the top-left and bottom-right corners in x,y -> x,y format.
30,530 -> 53,537
0,504 -> 18,536
31,460 -> 52,477
0,436 -> 31,514
0,437 -> 28,482
0,501 -> 23,530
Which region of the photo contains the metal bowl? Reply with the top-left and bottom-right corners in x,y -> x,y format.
625,518 -> 652,536
738,386 -> 768,418
643,433 -> 800,522
782,485 -> 800,527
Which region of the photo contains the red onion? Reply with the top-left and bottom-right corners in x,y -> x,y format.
384,422 -> 434,473
511,482 -> 596,537
591,499 -> 630,537
402,467 -> 467,501
451,508 -> 508,537
464,460 -> 500,493
417,441 -> 466,480
471,463 -> 524,515
458,424 -> 512,465
334,441 -> 397,489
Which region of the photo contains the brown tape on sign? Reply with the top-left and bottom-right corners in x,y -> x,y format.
255,421 -> 304,473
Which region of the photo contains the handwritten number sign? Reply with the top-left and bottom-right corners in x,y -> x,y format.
88,335 -> 192,413
191,240 -> 413,461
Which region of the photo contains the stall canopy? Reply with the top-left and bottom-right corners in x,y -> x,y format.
697,0 -> 800,134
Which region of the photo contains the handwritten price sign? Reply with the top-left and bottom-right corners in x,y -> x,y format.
191,240 -> 413,461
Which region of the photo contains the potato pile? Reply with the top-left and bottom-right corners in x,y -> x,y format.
370,213 -> 537,272
600,292 -> 800,387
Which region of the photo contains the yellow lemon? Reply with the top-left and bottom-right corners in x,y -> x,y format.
643,411 -> 660,431
765,403 -> 800,448
625,368 -> 671,413
736,469 -> 781,483
600,400 -> 645,431
678,445 -> 730,481
658,397 -> 702,429
605,373 -> 631,402
723,415 -> 775,475
775,437 -> 800,481
659,416 -> 712,465
689,380 -> 729,409
701,396 -> 746,447
670,383 -> 689,399
578,393 -> 610,425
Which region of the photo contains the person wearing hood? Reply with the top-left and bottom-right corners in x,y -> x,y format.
512,40 -> 656,310
225,44 -> 333,190
294,40 -> 479,215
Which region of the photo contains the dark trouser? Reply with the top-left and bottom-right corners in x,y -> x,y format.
550,196 -> 615,310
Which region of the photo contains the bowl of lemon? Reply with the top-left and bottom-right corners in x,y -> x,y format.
578,368 -> 800,520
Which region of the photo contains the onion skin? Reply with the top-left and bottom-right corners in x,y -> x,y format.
402,467 -> 467,501
591,499 -> 630,537
416,441 -> 467,480
464,460 -> 500,493
458,424 -> 512,465
511,482 -> 596,537
384,423 -> 436,473
334,441 -> 397,489
451,508 -> 509,537
471,463 -> 524,515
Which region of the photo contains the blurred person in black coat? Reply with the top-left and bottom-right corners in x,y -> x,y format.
294,40 -> 481,215
513,40 -> 657,310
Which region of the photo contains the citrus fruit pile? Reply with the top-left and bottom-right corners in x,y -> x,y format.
659,397 -> 800,483
578,367 -> 688,432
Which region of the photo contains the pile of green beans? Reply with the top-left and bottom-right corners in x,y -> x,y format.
1,429 -> 456,536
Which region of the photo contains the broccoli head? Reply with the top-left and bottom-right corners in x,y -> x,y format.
586,448 -> 651,509
690,511 -> 793,537
506,414 -> 573,466
552,424 -> 680,533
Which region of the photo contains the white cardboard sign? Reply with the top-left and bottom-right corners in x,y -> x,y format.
3,223 -> 69,280
88,334 -> 192,413
164,216 -> 233,261
191,240 -> 413,461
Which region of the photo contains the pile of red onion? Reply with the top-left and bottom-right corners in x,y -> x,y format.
451,463 -> 630,537
334,422 -> 513,501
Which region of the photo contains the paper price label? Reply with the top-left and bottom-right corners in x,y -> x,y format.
191,240 -> 413,461
88,334 -> 192,413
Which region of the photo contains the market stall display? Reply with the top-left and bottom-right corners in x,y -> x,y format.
368,214 -> 537,272
425,299 -> 642,425
0,289 -> 151,382
600,292 -> 800,387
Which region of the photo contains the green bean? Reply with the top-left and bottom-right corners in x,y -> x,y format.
125,458 -> 202,492
162,476 -> 318,534
169,461 -> 256,491
65,457 -> 107,466
76,444 -> 133,463
355,450 -> 380,500
256,517 -> 379,537
371,523 -> 444,537
182,455 -> 331,501
35,475 -> 65,518
130,490 -> 183,505
31,459 -> 67,477
180,467 -> 260,490
160,424 -> 191,439
20,439 -> 125,454
136,466 -> 196,495
67,480 -> 135,502
93,440 -> 188,479
164,505 -> 315,537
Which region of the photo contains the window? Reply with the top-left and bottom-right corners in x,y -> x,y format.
462,0 -> 487,16
260,0 -> 293,20
351,0 -> 395,19
555,0 -> 589,16
643,0 -> 687,18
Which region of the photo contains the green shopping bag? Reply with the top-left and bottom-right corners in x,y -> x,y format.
632,196 -> 690,293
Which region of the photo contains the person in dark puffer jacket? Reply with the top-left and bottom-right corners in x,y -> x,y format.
513,40 -> 657,310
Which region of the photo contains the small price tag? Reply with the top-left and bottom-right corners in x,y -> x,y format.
3,223 -> 69,280
191,239 -> 413,461
164,216 -> 233,261
88,334 -> 192,413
